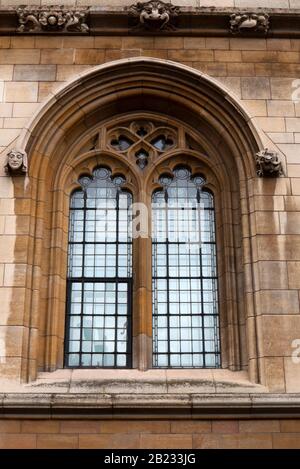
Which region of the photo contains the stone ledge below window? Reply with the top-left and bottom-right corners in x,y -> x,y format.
1,389 -> 300,419
1,369 -> 265,397
1,370 -> 300,419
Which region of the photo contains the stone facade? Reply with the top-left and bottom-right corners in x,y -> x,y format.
2,418 -> 300,449
1,0 -> 300,449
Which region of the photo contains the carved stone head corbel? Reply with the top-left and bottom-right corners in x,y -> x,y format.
255,148 -> 283,177
230,13 -> 269,34
128,1 -> 180,31
5,149 -> 28,175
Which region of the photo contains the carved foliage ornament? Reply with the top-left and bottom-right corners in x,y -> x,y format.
255,149 -> 283,177
5,149 -> 28,175
16,6 -> 89,33
230,13 -> 269,34
128,1 -> 180,31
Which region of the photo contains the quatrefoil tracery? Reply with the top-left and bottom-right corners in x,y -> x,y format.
107,120 -> 177,169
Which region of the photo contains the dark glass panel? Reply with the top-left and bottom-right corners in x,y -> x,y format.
151,135 -> 174,151
110,136 -> 133,151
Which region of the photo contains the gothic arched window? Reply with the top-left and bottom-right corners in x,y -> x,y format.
64,119 -> 221,370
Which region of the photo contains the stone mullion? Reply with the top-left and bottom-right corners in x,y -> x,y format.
132,190 -> 152,371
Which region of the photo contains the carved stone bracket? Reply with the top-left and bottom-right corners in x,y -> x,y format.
5,149 -> 28,175
16,6 -> 89,33
127,1 -> 180,31
255,149 -> 283,177
230,13 -> 269,34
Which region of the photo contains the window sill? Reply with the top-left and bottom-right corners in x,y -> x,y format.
24,369 -> 266,394
1,371 -> 300,419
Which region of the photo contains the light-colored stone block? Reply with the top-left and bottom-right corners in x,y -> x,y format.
0,103 -> 13,118
74,50 -> 105,65
3,118 -> 28,129
287,261 -> 300,288
63,37 -> 95,49
13,103 -> 40,118
41,49 -> 74,65
13,65 -> 56,82
122,37 -> 154,50
267,101 -> 295,117
241,78 -> 270,99
94,37 -> 122,49
280,212 -> 300,234
258,290 -> 299,315
205,38 -> 229,50
254,117 -> 286,133
278,143 -> 300,164
230,38 -> 266,50
0,65 -> 13,81
56,65 -> 90,82
255,211 -> 280,234
256,235 -> 300,261
266,39 -> 291,51
35,37 -> 63,49
10,37 -> 35,49
227,63 -> 255,76
287,165 -> 300,177
243,100 -> 267,117
216,77 -> 241,97
168,50 -> 214,62
4,264 -> 28,287
285,196 -> 300,211
284,357 -> 300,392
263,357 -> 285,392
261,315 -> 300,356
0,128 -> 20,146
286,118 -> 300,132
154,37 -> 184,49
0,37 -> 10,48
0,50 -> 40,65
291,179 -> 300,195
258,261 -> 288,290
271,78 -> 295,100
215,51 -> 241,62
4,82 -> 38,103
268,133 -> 294,144
254,195 -> 284,211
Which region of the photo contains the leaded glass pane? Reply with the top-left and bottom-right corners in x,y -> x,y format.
152,167 -> 220,368
65,167 -> 132,368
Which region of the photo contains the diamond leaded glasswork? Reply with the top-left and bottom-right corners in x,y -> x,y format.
152,166 -> 220,368
65,167 -> 132,368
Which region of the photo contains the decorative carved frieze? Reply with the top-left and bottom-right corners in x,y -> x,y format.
230,13 -> 269,34
255,149 -> 283,177
127,1 -> 180,31
0,7 -> 297,37
5,149 -> 28,175
16,6 -> 89,33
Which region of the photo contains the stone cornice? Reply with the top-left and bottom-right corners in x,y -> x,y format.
0,7 -> 300,37
1,393 -> 300,419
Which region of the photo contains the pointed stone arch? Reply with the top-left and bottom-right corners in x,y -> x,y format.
11,58 -> 267,382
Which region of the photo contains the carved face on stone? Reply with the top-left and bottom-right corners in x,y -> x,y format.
7,150 -> 24,170
142,2 -> 168,20
5,149 -> 27,175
